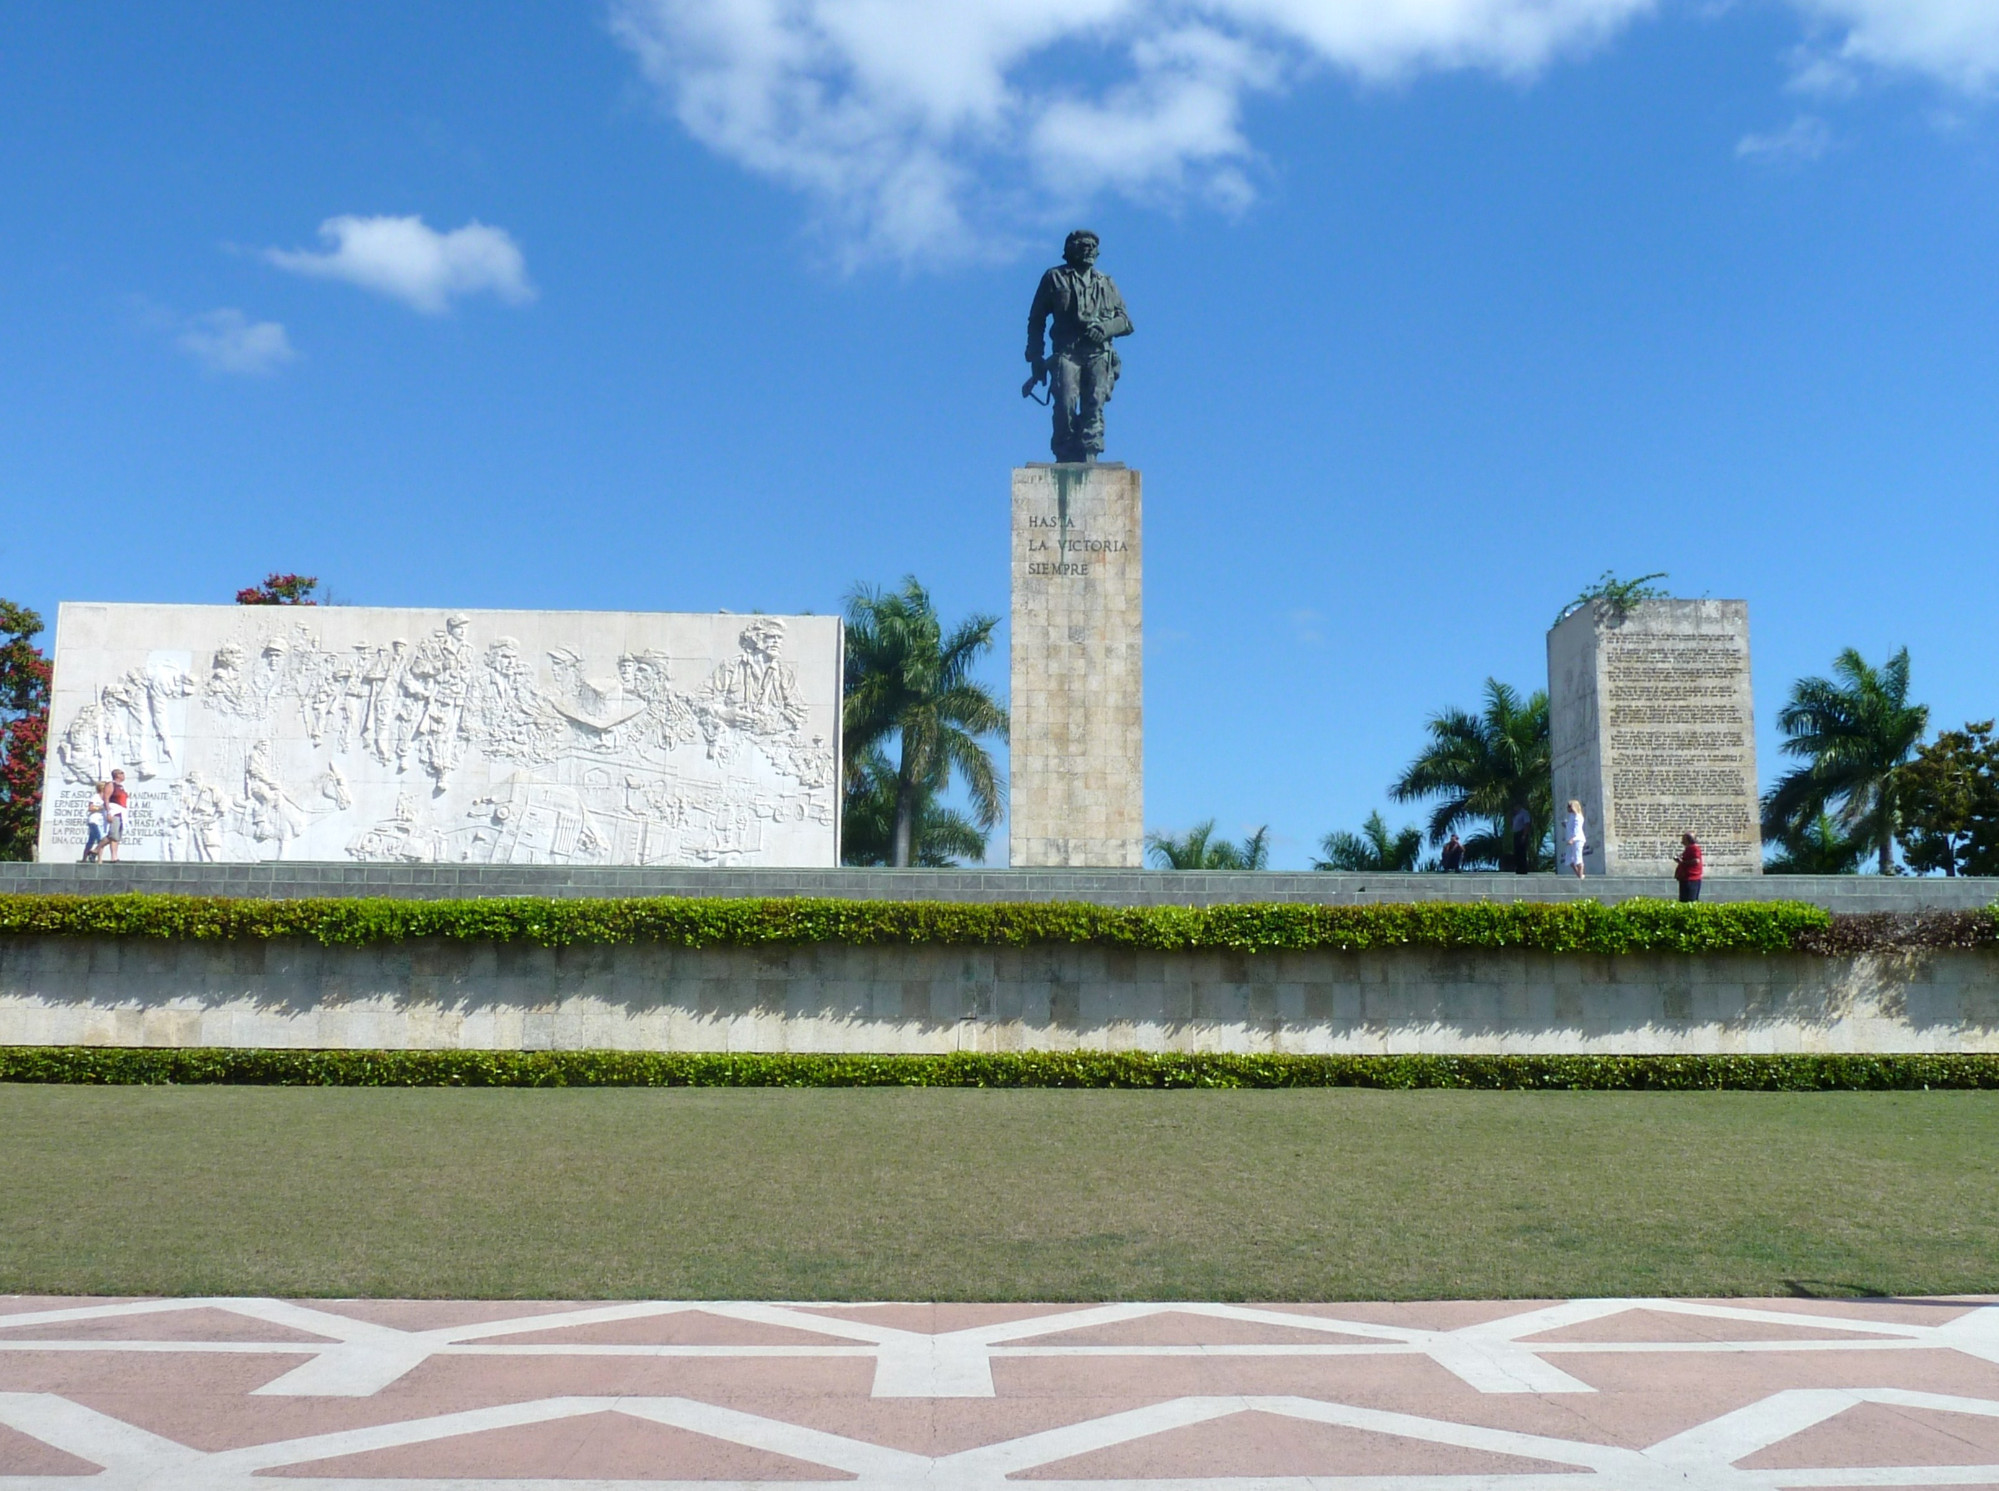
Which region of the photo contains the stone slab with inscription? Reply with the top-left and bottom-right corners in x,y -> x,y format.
1549,598 -> 1761,876
1010,464 -> 1143,867
37,603 -> 842,866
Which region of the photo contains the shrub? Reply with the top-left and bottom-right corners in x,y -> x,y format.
3,1047 -> 1997,1090
0,894 -> 1840,954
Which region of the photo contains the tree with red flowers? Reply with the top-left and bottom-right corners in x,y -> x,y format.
0,600 -> 52,860
236,573 -> 320,605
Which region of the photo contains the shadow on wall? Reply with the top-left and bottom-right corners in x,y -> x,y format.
1,939 -> 1996,1052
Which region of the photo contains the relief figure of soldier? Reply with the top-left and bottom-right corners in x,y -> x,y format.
1024,229 -> 1134,463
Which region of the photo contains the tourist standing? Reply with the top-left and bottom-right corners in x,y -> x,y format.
1440,833 -> 1465,872
103,769 -> 129,863
1564,798 -> 1587,880
1674,832 -> 1704,903
1510,805 -> 1533,874
82,784 -> 107,862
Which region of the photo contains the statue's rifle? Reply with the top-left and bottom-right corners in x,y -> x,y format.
1021,359 -> 1051,406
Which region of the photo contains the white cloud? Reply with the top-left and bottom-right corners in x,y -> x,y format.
609,0 -> 1999,263
1790,0 -> 1999,96
1736,112 -> 1834,160
265,215 -> 535,314
608,0 -> 1657,263
176,308 -> 296,375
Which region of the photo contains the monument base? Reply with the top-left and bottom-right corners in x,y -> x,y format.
1009,464 -> 1143,868
1549,598 -> 1762,876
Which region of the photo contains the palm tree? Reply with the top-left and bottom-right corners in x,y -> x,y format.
1389,680 -> 1552,870
1763,812 -> 1867,875
1146,820 -> 1270,869
843,578 -> 1008,868
1762,647 -> 1928,875
840,746 -> 990,866
1314,811 -> 1425,871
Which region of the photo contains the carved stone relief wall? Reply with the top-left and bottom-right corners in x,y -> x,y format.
37,604 -> 842,866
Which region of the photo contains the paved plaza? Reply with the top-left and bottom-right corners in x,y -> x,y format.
4,1296 -> 1999,1487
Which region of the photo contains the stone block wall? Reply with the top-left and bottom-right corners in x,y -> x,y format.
3,938 -> 1995,1055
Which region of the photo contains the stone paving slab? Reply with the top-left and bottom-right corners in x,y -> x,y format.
4,1295 -> 1999,1486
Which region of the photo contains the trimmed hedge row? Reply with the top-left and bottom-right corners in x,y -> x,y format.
4,1047 -> 1999,1090
0,893 -> 1848,954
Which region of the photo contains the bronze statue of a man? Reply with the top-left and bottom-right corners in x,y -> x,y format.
1024,229 -> 1134,464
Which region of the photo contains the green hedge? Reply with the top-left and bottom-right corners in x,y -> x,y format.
4,1047 -> 1998,1090
0,893 -> 1838,954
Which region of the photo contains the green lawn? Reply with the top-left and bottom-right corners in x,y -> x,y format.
2,1084 -> 1994,1300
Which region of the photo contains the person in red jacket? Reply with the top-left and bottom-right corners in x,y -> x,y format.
1674,832 -> 1704,903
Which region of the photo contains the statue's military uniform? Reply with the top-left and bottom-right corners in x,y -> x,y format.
1026,258 -> 1134,463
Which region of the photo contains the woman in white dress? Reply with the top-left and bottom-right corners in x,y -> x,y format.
1564,798 -> 1588,879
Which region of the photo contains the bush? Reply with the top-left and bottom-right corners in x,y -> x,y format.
4,1047 -> 1998,1090
0,894 -> 1844,954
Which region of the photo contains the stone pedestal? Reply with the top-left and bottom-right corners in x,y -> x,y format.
1009,464 -> 1143,867
1549,598 -> 1762,876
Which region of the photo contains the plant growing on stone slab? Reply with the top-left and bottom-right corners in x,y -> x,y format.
235,573 -> 320,605
1554,570 -> 1668,626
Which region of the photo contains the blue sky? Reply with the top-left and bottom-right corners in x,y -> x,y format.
4,1 -> 1996,868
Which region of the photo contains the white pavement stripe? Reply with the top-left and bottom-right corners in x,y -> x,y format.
0,1339 -> 318,1353
209,1296 -> 419,1343
698,1303 -> 922,1345
4,1383 -> 1999,1490
1172,1302 -> 1436,1343
1420,1338 -> 1595,1395
1646,1387 -> 1863,1468
251,1344 -> 438,1397
0,1297 -> 240,1330
0,1390 -> 200,1468
942,1393 -> 1253,1475
870,1334 -> 998,1397
957,1301 -> 1200,1345
1633,1298 -> 1935,1339
198,1394 -> 919,1479
1443,1298 -> 1644,1342
444,1343 -> 877,1357
1254,1395 -> 1629,1473
424,1302 -> 708,1344
993,1343 -> 1412,1357
1533,1338 -> 1935,1354
615,1396 -> 925,1476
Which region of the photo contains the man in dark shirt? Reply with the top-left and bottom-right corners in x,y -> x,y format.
1025,230 -> 1134,463
1510,805 -> 1533,874
1440,833 -> 1465,872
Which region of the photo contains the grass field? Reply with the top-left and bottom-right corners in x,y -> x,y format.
2,1084 -> 1994,1300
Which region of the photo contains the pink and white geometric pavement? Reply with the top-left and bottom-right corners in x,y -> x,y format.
4,1294 -> 1999,1487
